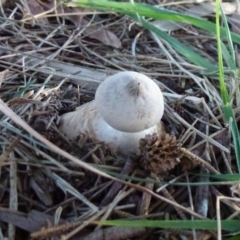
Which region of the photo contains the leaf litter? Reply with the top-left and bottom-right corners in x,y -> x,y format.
0,0 -> 239,239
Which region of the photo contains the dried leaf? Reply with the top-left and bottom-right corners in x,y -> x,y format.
30,169 -> 54,206
81,19 -> 121,48
1,0 -> 6,5
58,6 -> 86,26
0,209 -> 65,232
58,6 -> 121,48
25,0 -> 49,25
22,90 -> 34,99
8,98 -> 42,105
0,69 -> 10,88
1,0 -> 16,8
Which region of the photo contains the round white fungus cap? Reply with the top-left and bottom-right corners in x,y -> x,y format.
95,71 -> 164,133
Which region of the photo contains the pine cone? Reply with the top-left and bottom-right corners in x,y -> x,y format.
138,133 -> 181,174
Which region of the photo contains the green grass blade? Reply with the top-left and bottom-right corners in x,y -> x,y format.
221,41 -> 236,70
222,104 -> 240,172
209,173 -> 240,181
226,234 -> 240,240
216,3 -> 229,104
216,1 -> 240,172
67,0 -> 240,45
220,4 -> 236,70
98,220 -> 240,231
100,169 -> 239,186
129,15 -> 216,70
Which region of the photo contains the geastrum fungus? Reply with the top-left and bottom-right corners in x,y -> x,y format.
59,71 -> 165,156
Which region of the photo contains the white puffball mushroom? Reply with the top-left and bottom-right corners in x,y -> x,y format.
59,71 -> 165,156
95,71 -> 164,133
